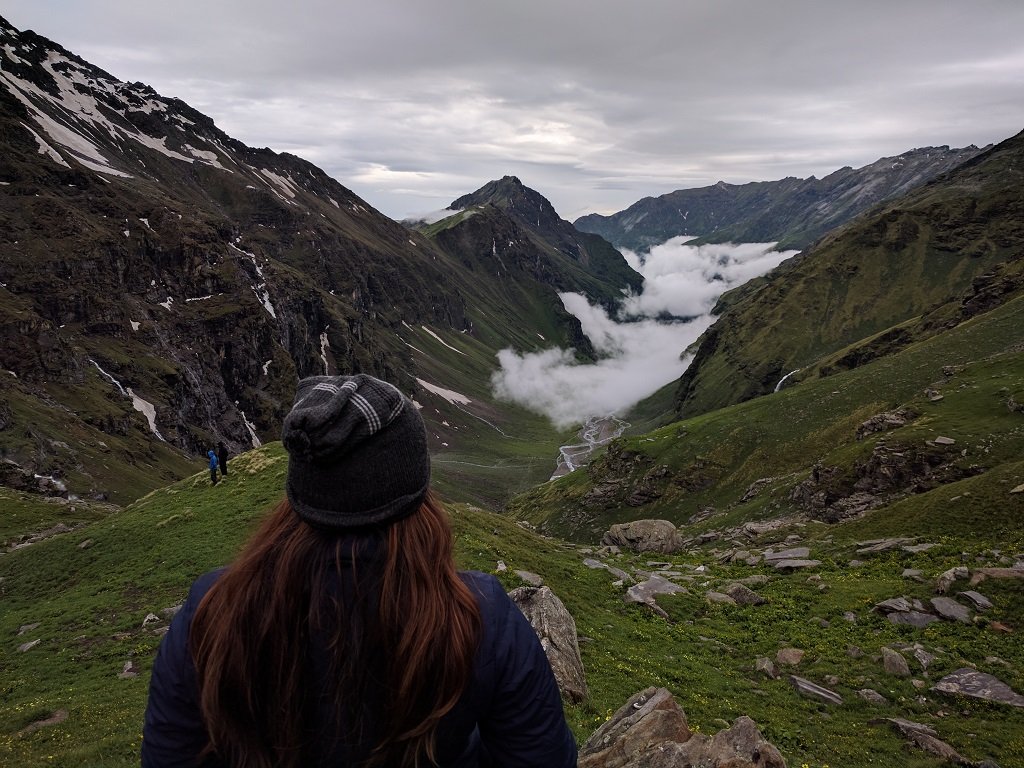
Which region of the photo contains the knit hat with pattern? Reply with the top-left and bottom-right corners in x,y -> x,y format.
281,374 -> 429,529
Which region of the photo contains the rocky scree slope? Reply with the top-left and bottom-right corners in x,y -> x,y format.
575,145 -> 986,252
0,17 -> 635,502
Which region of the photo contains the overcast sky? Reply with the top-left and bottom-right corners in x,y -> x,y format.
6,1 -> 1024,221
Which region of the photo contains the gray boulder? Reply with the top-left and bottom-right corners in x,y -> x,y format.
882,718 -> 971,765
508,586 -> 588,703
958,590 -> 993,610
882,648 -> 911,677
930,596 -> 971,623
763,547 -> 810,561
789,675 -> 843,705
726,583 -> 768,606
626,575 -> 688,619
888,611 -> 938,628
603,520 -> 683,554
933,668 -> 1024,708
936,566 -> 969,594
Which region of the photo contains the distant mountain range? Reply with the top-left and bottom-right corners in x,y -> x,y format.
575,145 -> 988,252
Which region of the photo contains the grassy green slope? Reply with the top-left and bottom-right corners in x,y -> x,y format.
675,130 -> 1024,419
512,291 -> 1024,542
3,445 -> 1023,767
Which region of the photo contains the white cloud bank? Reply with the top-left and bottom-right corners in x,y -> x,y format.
491,240 -> 799,427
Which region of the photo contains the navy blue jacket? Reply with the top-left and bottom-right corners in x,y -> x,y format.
142,568 -> 578,767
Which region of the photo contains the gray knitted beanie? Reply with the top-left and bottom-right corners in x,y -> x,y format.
281,374 -> 430,529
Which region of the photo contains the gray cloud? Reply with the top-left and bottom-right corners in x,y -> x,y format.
6,1 -> 1024,219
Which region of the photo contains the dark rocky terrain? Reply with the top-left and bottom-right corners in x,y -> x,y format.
0,16 -> 637,503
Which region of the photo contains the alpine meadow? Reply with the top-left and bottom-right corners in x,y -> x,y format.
1,9 -> 1023,768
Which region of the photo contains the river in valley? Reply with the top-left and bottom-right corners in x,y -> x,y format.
550,415 -> 629,480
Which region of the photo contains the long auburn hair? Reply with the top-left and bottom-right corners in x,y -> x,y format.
189,491 -> 482,768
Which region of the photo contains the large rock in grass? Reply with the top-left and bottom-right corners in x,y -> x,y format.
933,668 -> 1024,708
579,687 -> 786,768
508,585 -> 588,703
603,520 -> 682,554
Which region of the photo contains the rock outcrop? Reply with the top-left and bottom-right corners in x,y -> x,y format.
579,687 -> 786,768
603,520 -> 682,554
508,585 -> 588,703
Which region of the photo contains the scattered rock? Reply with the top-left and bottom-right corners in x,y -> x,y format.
705,591 -> 737,605
578,687 -> 691,768
514,570 -> 543,587
724,583 -> 768,606
856,409 -> 910,439
933,436 -> 956,446
17,622 -> 40,635
958,590 -> 993,610
509,585 -> 588,703
579,687 -> 786,768
875,597 -> 914,614
118,661 -> 140,679
847,645 -> 863,658
970,567 -> 1024,586
625,575 -> 687,619
754,657 -> 778,679
882,718 -> 971,765
602,520 -> 682,554
789,675 -> 843,705
583,558 -> 632,584
17,709 -> 68,737
773,559 -> 821,571
888,611 -> 938,628
776,648 -> 805,667
857,537 -> 916,554
18,639 -> 41,653
763,547 -> 810,561
858,688 -> 888,705
903,543 -> 939,554
930,596 -> 971,624
882,648 -> 911,677
77,538 -> 94,549
843,611 -> 858,623
902,568 -> 924,580
933,668 -> 1024,708
936,566 -> 969,594
1010,483 -> 1024,494
496,560 -> 507,572
142,613 -> 161,627
161,604 -> 183,619
911,646 -> 937,671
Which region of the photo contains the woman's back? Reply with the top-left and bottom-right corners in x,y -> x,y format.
141,374 -> 577,767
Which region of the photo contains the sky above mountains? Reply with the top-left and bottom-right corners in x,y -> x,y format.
6,1 -> 1024,221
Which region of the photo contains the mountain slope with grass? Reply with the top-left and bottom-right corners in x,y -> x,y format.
0,17 -> 637,505
673,129 -> 1024,420
3,442 -> 1022,767
575,145 -> 986,253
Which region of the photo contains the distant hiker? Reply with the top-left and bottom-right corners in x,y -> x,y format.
207,449 -> 218,485
217,441 -> 228,477
143,374 -> 576,768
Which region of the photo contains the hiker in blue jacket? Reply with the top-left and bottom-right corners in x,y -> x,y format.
142,374 -> 577,768
206,449 -> 218,486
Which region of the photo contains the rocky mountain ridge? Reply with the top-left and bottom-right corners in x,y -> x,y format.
575,145 -> 987,252
0,16 -> 635,502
